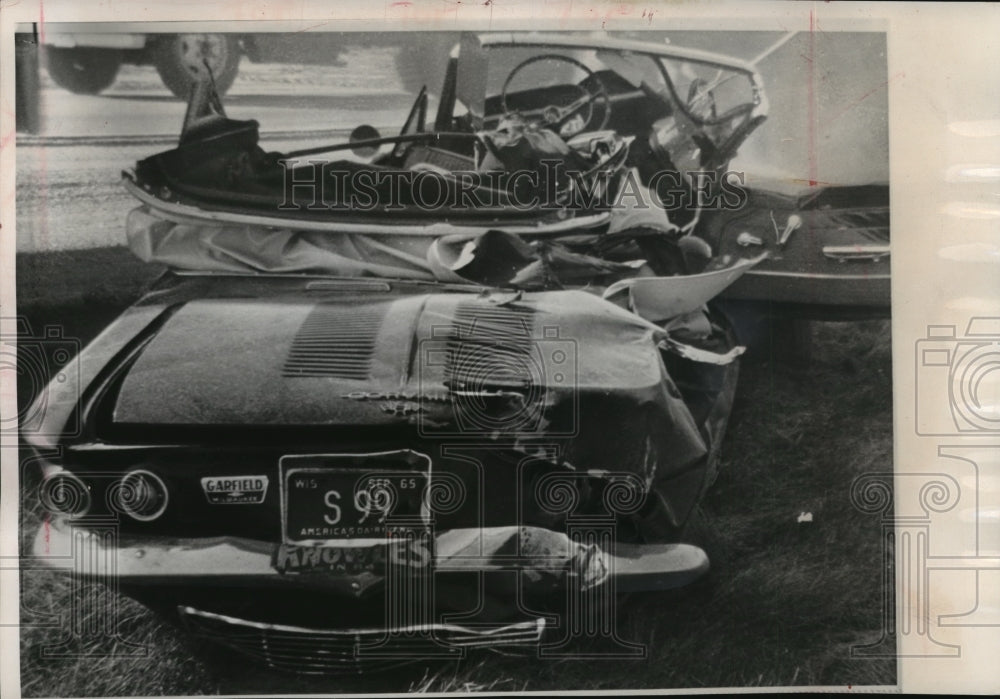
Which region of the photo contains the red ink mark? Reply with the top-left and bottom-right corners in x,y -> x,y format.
820,72 -> 904,130
390,1 -> 413,6
295,21 -> 335,34
39,0 -> 46,45
787,177 -> 834,188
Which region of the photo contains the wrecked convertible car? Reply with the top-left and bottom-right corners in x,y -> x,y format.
29,33 -> 771,672
124,32 -> 768,231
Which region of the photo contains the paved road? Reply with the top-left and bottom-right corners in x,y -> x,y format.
30,45 -> 414,139
15,48 -> 422,252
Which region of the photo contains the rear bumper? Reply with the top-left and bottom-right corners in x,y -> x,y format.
34,517 -> 707,667
33,516 -> 709,595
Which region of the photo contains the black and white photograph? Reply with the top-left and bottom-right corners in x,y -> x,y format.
1,1 -> 997,696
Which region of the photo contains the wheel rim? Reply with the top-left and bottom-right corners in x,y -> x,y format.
176,34 -> 229,79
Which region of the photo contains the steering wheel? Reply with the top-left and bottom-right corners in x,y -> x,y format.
500,54 -> 611,135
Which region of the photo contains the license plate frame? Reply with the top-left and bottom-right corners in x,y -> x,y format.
279,449 -> 432,547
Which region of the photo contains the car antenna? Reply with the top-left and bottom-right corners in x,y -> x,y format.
749,31 -> 798,67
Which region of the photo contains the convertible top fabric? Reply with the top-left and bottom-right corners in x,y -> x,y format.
127,204 -> 762,320
126,205 -> 644,289
127,206 -> 442,280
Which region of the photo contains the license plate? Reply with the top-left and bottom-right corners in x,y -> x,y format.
280,451 -> 431,545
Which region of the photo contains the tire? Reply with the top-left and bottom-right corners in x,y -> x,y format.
16,35 -> 42,133
44,47 -> 122,95
153,34 -> 241,100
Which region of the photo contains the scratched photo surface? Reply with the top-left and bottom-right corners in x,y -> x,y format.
14,26 -> 894,695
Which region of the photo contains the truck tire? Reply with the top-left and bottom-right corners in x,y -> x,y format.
16,34 -> 42,132
44,47 -> 122,95
153,34 -> 241,100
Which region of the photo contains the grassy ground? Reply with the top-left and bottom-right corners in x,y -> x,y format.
16,247 -> 895,694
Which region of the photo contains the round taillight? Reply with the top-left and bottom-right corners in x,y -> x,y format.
110,469 -> 169,522
39,471 -> 91,518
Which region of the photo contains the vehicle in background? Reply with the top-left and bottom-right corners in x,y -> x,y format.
39,28 -> 459,98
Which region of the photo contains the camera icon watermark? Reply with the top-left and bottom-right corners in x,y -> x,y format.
916,317 -> 1000,435
417,307 -> 578,437
1,317 -> 81,437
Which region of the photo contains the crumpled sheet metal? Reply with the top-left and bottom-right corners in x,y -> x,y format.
602,252 -> 768,322
432,525 -> 608,588
426,229 -> 641,289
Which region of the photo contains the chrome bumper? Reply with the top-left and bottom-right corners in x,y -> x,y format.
33,517 -> 709,595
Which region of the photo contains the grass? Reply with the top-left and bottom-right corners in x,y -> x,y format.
17,247 -> 895,694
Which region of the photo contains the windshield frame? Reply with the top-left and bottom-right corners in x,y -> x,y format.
454,32 -> 768,130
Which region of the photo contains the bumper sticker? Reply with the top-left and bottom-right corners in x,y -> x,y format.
273,538 -> 432,574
